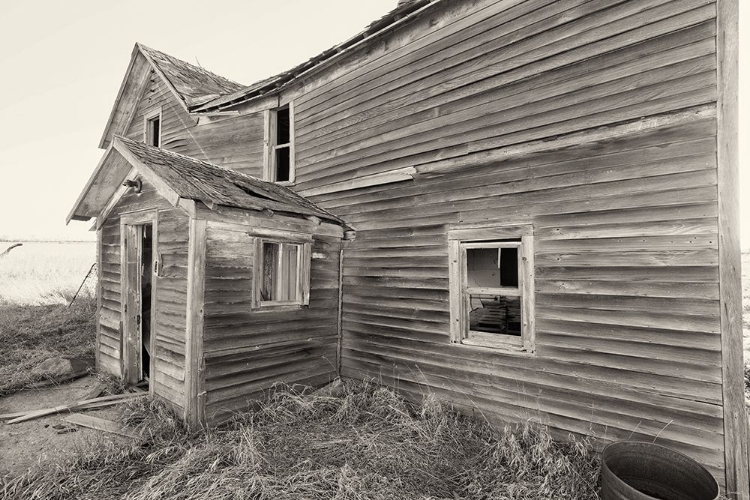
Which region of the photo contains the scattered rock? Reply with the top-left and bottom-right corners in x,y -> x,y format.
31,357 -> 94,378
311,378 -> 345,398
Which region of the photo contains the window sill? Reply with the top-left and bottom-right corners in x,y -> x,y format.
254,302 -> 307,313
456,336 -> 535,356
274,180 -> 295,187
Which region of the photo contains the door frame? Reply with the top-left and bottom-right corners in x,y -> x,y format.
120,211 -> 158,394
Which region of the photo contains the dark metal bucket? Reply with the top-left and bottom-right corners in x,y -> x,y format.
601,442 -> 719,500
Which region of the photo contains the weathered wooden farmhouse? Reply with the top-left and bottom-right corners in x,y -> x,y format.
67,0 -> 747,495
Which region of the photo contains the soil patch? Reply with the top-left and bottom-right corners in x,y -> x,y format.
0,376 -> 128,478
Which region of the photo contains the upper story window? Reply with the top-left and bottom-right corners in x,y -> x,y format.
265,104 -> 295,184
144,108 -> 162,147
448,225 -> 535,354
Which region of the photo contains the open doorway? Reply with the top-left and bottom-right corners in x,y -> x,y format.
140,224 -> 153,382
122,214 -> 156,389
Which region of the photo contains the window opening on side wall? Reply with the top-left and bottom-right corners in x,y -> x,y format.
265,104 -> 294,183
144,108 -> 162,147
253,236 -> 310,310
449,225 -> 535,353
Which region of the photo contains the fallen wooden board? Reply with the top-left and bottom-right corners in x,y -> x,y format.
6,392 -> 144,424
0,410 -> 32,421
63,414 -> 141,439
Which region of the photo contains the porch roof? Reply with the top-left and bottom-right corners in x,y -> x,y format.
67,136 -> 346,227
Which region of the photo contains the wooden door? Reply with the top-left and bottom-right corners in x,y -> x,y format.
123,224 -> 142,384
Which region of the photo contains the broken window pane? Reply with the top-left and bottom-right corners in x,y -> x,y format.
261,241 -> 300,303
261,242 -> 279,301
499,247 -> 518,287
467,247 -> 518,288
279,244 -> 298,301
276,107 -> 290,145
468,294 -> 522,336
146,116 -> 160,147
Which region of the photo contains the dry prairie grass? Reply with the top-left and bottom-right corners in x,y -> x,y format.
0,241 -> 96,306
0,296 -> 96,396
2,381 -> 601,500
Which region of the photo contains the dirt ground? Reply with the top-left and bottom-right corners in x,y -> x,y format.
0,376 -> 128,478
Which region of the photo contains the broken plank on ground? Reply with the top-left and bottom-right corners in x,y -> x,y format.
5,392 -> 144,424
63,414 -> 141,439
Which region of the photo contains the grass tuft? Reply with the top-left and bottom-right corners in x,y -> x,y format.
2,380 -> 600,500
0,296 -> 96,396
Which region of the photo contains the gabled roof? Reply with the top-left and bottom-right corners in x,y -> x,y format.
68,136 -> 345,226
98,43 -> 244,149
138,44 -> 244,108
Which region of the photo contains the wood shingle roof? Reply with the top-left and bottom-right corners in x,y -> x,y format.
137,44 -> 244,108
68,136 -> 346,226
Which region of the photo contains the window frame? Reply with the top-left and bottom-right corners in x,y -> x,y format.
143,107 -> 163,148
448,224 -> 535,354
264,103 -> 295,185
252,236 -> 311,311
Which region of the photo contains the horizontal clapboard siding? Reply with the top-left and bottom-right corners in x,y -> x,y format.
96,177 -> 187,411
99,217 -> 122,377
154,207 -> 188,408
188,113 -> 265,178
201,222 -> 340,424
292,0 -> 718,189
125,72 -> 202,157
278,0 -> 725,486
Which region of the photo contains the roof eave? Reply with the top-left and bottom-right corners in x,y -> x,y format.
193,0 -> 439,113
98,45 -> 142,149
66,144 -> 116,223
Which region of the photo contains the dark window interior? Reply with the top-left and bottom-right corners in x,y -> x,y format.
499,248 -> 518,287
147,116 -> 160,147
275,148 -> 290,182
272,107 -> 291,182
277,107 -> 290,145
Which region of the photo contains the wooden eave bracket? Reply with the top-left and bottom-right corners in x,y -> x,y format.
297,166 -> 416,197
91,138 -> 195,229
112,137 -> 182,208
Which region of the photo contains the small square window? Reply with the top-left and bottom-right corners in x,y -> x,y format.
254,238 -> 310,310
449,226 -> 535,353
261,241 -> 299,302
144,109 -> 162,147
265,105 -> 294,183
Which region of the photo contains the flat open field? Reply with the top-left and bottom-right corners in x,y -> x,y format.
743,252 -> 750,368
0,241 -> 96,305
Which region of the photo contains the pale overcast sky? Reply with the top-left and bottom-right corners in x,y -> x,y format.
0,1 -> 747,248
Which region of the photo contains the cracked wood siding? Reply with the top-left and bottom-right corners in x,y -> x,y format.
98,177 -> 188,411
200,221 -> 340,425
278,0 -> 728,488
